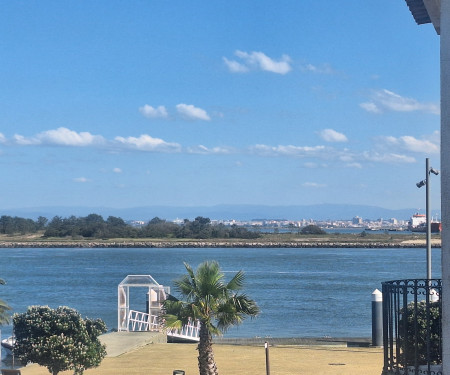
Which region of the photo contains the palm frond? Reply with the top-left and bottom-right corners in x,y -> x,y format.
162,299 -> 198,328
207,321 -> 222,336
163,314 -> 184,330
226,270 -> 245,291
0,279 -> 11,325
215,294 -> 259,331
232,294 -> 260,317
163,299 -> 184,315
184,262 -> 197,289
0,298 -> 11,325
215,301 -> 241,331
174,275 -> 197,300
174,262 -> 201,301
196,261 -> 225,298
170,261 -> 259,337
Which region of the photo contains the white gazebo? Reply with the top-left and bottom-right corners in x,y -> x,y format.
117,274 -> 200,342
117,275 -> 170,332
402,0 -> 450,373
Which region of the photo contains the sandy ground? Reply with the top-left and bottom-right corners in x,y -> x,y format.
18,342 -> 384,375
400,238 -> 441,246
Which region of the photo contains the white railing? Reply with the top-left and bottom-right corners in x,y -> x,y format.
128,310 -> 160,332
167,318 -> 200,342
127,310 -> 200,342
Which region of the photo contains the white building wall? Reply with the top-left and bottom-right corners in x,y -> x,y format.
441,0 -> 450,373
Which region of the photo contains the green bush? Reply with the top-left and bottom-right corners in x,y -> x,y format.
398,300 -> 441,365
300,224 -> 326,235
13,305 -> 107,375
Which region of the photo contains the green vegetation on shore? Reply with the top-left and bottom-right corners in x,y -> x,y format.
0,213 -> 440,248
0,214 -> 259,240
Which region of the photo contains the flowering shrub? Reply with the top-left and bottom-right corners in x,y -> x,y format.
13,305 -> 107,375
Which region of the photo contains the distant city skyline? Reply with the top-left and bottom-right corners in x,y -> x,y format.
0,1 -> 441,211
1,203 -> 440,222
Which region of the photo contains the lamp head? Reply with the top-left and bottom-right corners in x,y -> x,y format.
416,180 -> 426,188
429,167 -> 440,175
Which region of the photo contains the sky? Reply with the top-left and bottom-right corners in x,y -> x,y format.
0,1 -> 442,212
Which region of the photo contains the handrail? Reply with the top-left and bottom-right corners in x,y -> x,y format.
126,309 -> 200,342
382,279 -> 442,375
166,318 -> 200,341
128,310 -> 160,331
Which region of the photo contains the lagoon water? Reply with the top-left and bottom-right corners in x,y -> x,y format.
0,247 -> 442,343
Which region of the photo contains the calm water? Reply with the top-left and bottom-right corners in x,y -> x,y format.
0,247 -> 442,344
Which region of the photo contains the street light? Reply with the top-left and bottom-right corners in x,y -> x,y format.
416,158 -> 440,280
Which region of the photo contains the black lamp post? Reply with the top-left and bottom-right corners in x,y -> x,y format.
416,157 -> 440,280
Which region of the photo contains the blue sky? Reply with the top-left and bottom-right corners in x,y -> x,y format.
0,1 -> 442,212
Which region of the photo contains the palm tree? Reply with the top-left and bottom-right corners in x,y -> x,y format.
163,261 -> 259,375
0,278 -> 12,325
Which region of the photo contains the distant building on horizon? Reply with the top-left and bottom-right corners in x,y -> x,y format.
352,216 -> 363,225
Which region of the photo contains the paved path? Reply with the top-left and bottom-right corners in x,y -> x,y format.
99,331 -> 372,358
99,331 -> 166,357
213,336 -> 372,347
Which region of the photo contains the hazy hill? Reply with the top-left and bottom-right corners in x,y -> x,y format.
0,204 -> 423,221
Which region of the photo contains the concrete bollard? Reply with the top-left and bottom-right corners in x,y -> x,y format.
265,341 -> 270,375
372,289 -> 383,347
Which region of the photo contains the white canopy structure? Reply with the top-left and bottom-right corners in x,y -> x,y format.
117,275 -> 170,332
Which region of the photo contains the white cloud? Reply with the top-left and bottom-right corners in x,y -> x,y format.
338,153 -> 354,162
303,162 -> 318,168
300,63 -> 335,75
114,134 -> 181,152
14,127 -> 105,146
224,50 -> 292,74
363,151 -> 416,164
319,129 -> 348,143
40,127 -> 105,146
11,128 -> 181,154
398,135 -> 439,153
361,89 -> 439,115
376,132 -> 440,154
345,162 -> 362,169
139,105 -> 169,119
0,133 -> 6,144
302,182 -> 326,188
248,141 -> 418,167
73,177 -> 90,183
13,134 -> 39,145
222,57 -> 249,73
359,102 -> 381,113
187,145 -> 234,154
176,103 -> 211,121
7,124 -> 433,170
250,144 -> 326,157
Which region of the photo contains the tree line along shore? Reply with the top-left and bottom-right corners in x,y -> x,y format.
0,213 -> 440,248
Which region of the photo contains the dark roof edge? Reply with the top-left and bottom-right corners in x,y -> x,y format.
404,0 -> 441,35
405,0 -> 432,24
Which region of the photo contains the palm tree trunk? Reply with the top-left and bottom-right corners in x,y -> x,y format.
197,321 -> 218,375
